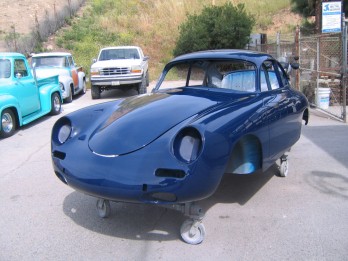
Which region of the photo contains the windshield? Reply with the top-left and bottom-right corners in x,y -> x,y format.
99,49 -> 140,61
156,59 -> 257,92
0,59 -> 11,78
32,56 -> 67,67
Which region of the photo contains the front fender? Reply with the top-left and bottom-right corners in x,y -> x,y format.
0,94 -> 23,126
39,83 -> 62,113
59,75 -> 73,90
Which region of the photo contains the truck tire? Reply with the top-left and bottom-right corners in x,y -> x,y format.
50,92 -> 62,115
91,85 -> 100,99
0,109 -> 17,138
146,70 -> 150,87
138,76 -> 147,94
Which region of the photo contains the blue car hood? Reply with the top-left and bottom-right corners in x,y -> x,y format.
88,90 -> 220,156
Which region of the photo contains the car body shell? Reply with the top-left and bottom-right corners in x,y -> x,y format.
0,52 -> 62,134
51,49 -> 308,204
31,52 -> 86,101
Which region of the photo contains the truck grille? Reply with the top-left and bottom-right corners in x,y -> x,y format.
100,67 -> 130,75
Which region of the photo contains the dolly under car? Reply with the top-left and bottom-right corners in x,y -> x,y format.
51,50 -> 309,244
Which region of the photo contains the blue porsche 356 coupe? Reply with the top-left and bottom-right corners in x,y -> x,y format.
51,50 -> 309,244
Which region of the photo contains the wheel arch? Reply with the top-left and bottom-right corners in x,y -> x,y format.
225,134 -> 263,174
1,105 -> 21,127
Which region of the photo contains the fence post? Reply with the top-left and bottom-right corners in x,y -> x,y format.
295,26 -> 300,90
342,18 -> 347,122
316,35 -> 320,93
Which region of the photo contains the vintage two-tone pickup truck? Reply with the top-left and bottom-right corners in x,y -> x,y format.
0,52 -> 62,138
31,52 -> 86,103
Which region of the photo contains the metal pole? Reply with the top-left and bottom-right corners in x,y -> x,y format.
342,18 -> 347,122
295,25 -> 300,91
317,35 -> 320,94
276,32 -> 280,58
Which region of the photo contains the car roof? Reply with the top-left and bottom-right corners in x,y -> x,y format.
31,52 -> 72,57
170,49 -> 274,66
100,46 -> 141,51
0,52 -> 26,59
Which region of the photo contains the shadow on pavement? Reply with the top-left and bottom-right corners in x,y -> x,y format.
62,165 -> 277,242
302,124 -> 348,170
304,171 -> 348,200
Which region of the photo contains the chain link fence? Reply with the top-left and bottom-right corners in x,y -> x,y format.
299,32 -> 346,120
247,30 -> 347,122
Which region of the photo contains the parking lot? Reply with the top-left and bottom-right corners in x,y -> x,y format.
1,89 -> 348,260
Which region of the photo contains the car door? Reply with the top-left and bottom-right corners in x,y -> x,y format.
14,58 -> 40,116
260,60 -> 298,162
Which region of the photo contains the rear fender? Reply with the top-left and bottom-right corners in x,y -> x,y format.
225,134 -> 262,174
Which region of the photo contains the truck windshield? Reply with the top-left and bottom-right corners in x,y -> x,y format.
32,56 -> 67,68
99,49 -> 140,60
0,59 -> 11,78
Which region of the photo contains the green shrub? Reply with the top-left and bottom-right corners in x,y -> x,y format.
173,3 -> 255,56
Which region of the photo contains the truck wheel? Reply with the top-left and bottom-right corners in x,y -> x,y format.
1,109 -> 17,138
138,76 -> 147,94
82,80 -> 87,94
91,85 -> 100,99
146,71 -> 150,87
50,92 -> 62,115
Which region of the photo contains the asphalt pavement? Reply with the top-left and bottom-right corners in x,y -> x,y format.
1,88 -> 347,261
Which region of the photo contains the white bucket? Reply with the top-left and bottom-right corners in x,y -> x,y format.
315,87 -> 330,109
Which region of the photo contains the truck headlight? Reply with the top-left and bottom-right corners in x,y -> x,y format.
131,65 -> 142,74
90,68 -> 100,76
173,127 -> 203,163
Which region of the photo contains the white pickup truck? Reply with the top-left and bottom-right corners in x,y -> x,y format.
90,46 -> 149,99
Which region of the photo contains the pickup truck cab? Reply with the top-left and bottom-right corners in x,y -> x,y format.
90,46 -> 149,99
0,52 -> 62,138
31,52 -> 86,103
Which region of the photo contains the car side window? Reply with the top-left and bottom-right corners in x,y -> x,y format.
0,59 -> 11,78
276,62 -> 290,87
68,56 -> 74,67
14,59 -> 28,78
260,60 -> 281,91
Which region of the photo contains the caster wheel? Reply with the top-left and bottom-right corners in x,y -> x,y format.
96,199 -> 111,218
180,219 -> 205,245
279,159 -> 289,177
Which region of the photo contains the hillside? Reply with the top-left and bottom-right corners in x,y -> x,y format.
0,0 -> 303,79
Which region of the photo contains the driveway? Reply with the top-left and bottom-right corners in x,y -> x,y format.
1,90 -> 347,260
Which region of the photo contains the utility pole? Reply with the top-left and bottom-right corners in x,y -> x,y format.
315,0 -> 321,33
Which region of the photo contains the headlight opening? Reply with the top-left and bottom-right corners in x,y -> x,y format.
174,127 -> 203,163
53,118 -> 72,145
58,124 -> 72,144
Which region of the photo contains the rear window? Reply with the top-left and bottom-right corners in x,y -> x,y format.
0,59 -> 11,78
99,49 -> 140,60
32,56 -> 67,67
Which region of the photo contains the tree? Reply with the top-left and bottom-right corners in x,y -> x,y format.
291,0 -> 348,34
291,0 -> 348,18
173,3 -> 255,56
